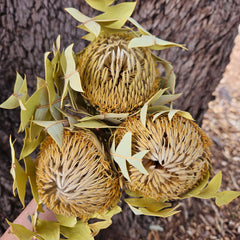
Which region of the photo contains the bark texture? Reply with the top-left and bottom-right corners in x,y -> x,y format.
0,0 -> 239,238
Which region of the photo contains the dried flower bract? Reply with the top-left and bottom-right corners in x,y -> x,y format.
36,129 -> 120,219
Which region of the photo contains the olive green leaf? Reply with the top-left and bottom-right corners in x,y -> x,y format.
60,221 -> 94,240
129,35 -> 186,51
149,105 -> 170,115
56,214 -> 77,228
89,205 -> 121,236
125,197 -> 171,212
53,35 -> 61,55
24,156 -> 39,204
0,73 -> 28,110
74,119 -> 115,128
139,204 -> 181,217
95,2 -> 136,29
36,219 -> 60,240
33,120 -> 64,148
20,125 -> 44,160
65,8 -> 100,37
140,103 -> 148,127
140,88 -> 167,127
177,110 -> 194,121
19,84 -> 45,132
111,132 -> 149,181
6,219 -> 36,240
79,113 -> 128,125
180,172 -> 210,199
152,55 -> 176,93
127,17 -> 151,35
215,191 -> 240,206
152,110 -> 170,122
125,195 -> 180,217
65,44 -> 83,93
45,52 -> 56,110
9,136 -> 27,208
34,77 -> 50,121
85,0 -> 115,11
190,171 -> 222,199
168,108 -> 180,121
152,93 -> 182,106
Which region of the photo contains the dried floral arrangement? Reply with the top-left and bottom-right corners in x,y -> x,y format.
1,0 -> 240,239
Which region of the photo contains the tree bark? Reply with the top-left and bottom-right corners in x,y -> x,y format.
0,0 -> 239,238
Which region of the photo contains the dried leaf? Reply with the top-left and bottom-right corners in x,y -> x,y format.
95,2 -> 136,29
127,150 -> 149,175
125,196 -> 180,218
0,73 -> 28,110
152,110 -> 170,121
152,55 -> 176,93
89,205 -> 121,236
180,172 -> 210,199
127,17 -> 150,35
215,191 -> 240,206
0,95 -> 20,109
19,84 -> 45,131
9,136 -> 27,207
56,215 -> 77,228
36,219 -> 60,240
65,44 -> 83,93
125,197 -> 171,212
6,219 -> 35,240
148,88 -> 168,105
33,120 -> 64,148
140,103 -> 148,127
116,131 -> 132,157
60,221 -> 94,240
129,35 -> 186,51
191,171 -> 222,199
177,110 -> 194,121
24,156 -> 39,204
111,132 -> 148,181
74,120 -> 114,128
152,93 -> 182,106
20,128 -> 44,160
85,0 -> 115,11
65,8 -> 100,37
140,204 -> 181,217
168,109 -> 180,121
45,52 -> 56,110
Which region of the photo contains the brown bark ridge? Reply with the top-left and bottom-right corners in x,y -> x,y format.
0,0 -> 239,238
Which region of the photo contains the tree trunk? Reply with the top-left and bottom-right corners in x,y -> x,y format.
0,0 -> 239,237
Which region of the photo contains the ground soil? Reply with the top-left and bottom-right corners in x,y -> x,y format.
0,26 -> 240,240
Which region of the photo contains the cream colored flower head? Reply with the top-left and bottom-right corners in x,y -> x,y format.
78,33 -> 158,113
36,129 -> 121,219
114,114 -> 212,201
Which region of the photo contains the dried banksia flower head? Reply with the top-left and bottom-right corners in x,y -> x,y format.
114,114 -> 212,201
78,33 -> 158,113
36,129 -> 120,219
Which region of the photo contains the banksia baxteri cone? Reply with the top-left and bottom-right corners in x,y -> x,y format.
78,33 -> 157,113
36,129 -> 120,219
114,114 -> 212,201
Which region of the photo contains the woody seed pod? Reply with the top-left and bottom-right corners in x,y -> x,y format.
36,129 -> 120,219
114,114 -> 212,201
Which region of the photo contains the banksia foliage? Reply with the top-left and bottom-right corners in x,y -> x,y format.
36,130 -> 120,219
114,114 -> 212,201
78,33 -> 157,113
